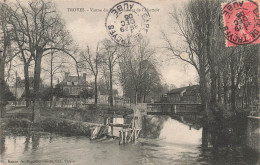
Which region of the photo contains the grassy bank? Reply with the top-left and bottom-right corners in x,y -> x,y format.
1,117 -> 97,137
2,104 -> 133,137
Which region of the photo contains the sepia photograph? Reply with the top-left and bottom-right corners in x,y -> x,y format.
0,0 -> 260,164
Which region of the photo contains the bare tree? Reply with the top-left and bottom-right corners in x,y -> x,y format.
100,39 -> 124,107
0,2 -> 10,117
79,44 -> 100,104
0,1 -> 16,117
42,51 -> 66,89
162,0 -> 223,122
6,0 -> 78,122
164,2 -> 259,148
118,39 -> 158,104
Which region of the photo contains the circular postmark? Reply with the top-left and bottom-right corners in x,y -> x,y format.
221,0 -> 260,46
105,0 -> 150,46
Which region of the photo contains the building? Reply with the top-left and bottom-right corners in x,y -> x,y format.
57,72 -> 91,98
9,77 -> 42,99
166,85 -> 200,103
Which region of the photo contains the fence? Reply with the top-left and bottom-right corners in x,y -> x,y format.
8,98 -> 147,109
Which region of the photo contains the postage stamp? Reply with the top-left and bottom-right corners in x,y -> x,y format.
105,0 -> 150,46
222,0 -> 260,46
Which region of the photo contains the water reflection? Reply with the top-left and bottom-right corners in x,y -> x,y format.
159,118 -> 202,145
0,134 -> 5,154
24,135 -> 30,152
0,117 -> 259,165
32,135 -> 40,151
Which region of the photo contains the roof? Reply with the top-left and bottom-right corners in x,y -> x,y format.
167,85 -> 199,95
59,76 -> 88,86
167,87 -> 187,94
183,85 -> 200,96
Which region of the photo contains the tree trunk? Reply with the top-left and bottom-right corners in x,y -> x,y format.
257,48 -> 260,115
242,78 -> 248,108
223,76 -> 228,110
0,54 -> 5,118
202,126 -> 209,148
109,66 -> 113,107
135,88 -> 138,105
217,70 -> 221,103
34,56 -> 42,96
94,75 -> 98,104
230,87 -> 236,114
32,54 -> 42,122
199,59 -> 211,123
24,64 -> 30,107
50,53 -> 53,108
230,59 -> 237,114
209,67 -> 217,105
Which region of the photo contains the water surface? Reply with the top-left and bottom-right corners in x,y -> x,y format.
1,118 -> 259,165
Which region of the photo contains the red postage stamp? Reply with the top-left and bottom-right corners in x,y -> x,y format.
222,0 -> 260,46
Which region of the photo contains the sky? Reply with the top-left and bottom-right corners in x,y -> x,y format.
7,0 -> 198,88
52,0 -> 198,88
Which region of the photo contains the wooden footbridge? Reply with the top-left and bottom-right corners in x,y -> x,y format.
146,103 -> 202,116
146,103 -> 203,130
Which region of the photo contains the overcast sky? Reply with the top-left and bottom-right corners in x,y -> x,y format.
8,0 -> 197,88
52,0 -> 197,88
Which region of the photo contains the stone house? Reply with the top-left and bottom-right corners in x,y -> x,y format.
57,72 -> 92,98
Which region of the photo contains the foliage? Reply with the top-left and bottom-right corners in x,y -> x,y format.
38,85 -> 70,101
118,39 -> 163,103
39,88 -> 53,101
53,84 -> 69,98
79,88 -> 94,99
2,83 -> 15,101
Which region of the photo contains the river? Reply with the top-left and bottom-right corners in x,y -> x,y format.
1,117 -> 259,165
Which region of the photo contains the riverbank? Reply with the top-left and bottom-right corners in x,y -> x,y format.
1,117 -> 103,137
1,104 -> 133,137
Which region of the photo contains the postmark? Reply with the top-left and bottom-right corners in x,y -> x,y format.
221,0 -> 260,46
105,0 -> 150,46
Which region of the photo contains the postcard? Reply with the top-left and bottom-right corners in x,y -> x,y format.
0,0 -> 260,164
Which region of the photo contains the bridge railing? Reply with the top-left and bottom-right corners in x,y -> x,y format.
146,103 -> 202,115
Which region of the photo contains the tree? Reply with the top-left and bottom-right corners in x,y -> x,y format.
163,0 -> 224,122
0,1 -> 15,117
164,0 -> 259,126
53,84 -> 69,98
118,39 -> 160,103
2,82 -> 15,102
99,39 -> 124,106
80,88 -> 94,100
43,51 -> 66,89
7,0 -> 78,122
42,51 -> 66,107
39,87 -> 53,101
79,44 -> 100,104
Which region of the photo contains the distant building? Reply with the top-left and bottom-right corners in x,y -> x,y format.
57,72 -> 92,98
9,77 -> 43,99
166,85 -> 200,103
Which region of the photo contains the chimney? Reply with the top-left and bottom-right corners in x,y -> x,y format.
83,73 -> 86,81
65,72 -> 69,79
